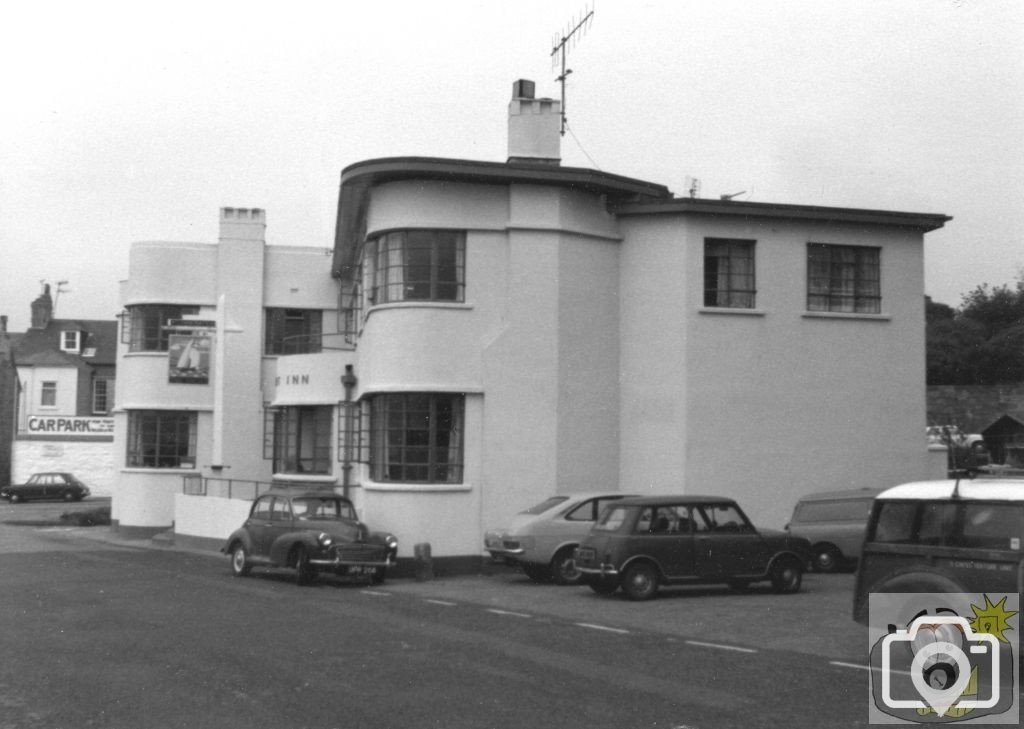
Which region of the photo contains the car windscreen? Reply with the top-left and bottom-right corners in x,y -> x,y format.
293,497 -> 357,521
521,496 -> 569,515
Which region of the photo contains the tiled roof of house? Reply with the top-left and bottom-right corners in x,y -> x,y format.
14,319 -> 118,367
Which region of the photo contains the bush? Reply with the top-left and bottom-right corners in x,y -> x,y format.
59,507 -> 112,527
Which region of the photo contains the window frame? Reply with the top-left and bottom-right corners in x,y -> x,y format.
364,230 -> 466,306
704,238 -> 756,309
40,381 -> 57,408
806,243 -> 881,314
264,308 -> 323,355
367,392 -> 465,484
61,330 -> 81,352
92,377 -> 114,415
123,305 -> 200,352
126,410 -> 198,469
267,405 -> 332,475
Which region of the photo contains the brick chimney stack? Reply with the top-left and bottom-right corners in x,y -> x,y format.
30,284 -> 53,329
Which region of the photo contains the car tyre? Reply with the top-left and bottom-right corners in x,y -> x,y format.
522,563 -> 552,583
622,562 -> 659,601
813,544 -> 841,573
550,547 -> 583,586
586,575 -> 619,595
62,491 -> 75,502
230,543 -> 252,577
9,493 -> 21,504
770,557 -> 803,594
294,547 -> 316,586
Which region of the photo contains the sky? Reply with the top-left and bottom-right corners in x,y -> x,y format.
2,0 -> 1021,331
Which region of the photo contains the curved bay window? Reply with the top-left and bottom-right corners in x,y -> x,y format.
364,230 -> 465,305
368,393 -> 464,484
265,406 -> 332,475
123,304 -> 200,352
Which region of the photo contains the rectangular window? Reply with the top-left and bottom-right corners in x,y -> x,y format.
61,330 -> 80,352
40,381 -> 57,407
365,230 -> 465,305
265,309 -> 323,355
126,410 -> 197,468
704,238 -> 756,308
807,244 -> 881,313
270,405 -> 332,475
368,393 -> 464,483
92,377 -> 115,414
123,305 -> 200,352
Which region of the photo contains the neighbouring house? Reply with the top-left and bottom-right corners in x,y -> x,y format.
112,79 -> 950,573
0,316 -> 17,488
7,286 -> 117,494
928,384 -> 1024,468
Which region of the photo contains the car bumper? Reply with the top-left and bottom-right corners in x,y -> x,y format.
577,563 -> 620,577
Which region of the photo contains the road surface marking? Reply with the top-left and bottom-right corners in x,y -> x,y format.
575,622 -> 629,635
360,590 -> 391,597
685,640 -> 756,654
424,599 -> 457,606
830,661 -> 914,677
486,608 -> 531,618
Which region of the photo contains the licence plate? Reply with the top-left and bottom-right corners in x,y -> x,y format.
576,548 -> 595,562
347,565 -> 375,576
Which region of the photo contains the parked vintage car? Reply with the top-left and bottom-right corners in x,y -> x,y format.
484,492 -> 636,584
0,472 -> 91,503
222,490 -> 398,586
574,495 -> 812,600
784,488 -> 883,572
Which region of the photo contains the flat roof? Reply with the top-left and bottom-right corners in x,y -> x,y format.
878,479 -> 1024,501
332,156 -> 951,279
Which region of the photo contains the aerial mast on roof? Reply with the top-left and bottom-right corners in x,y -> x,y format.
551,5 -> 595,137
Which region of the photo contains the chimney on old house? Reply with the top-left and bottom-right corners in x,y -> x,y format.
30,284 -> 53,329
507,79 -> 561,165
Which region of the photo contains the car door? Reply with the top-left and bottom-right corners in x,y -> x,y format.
630,505 -> 695,578
245,496 -> 276,559
265,497 -> 296,562
694,503 -> 768,578
28,475 -> 49,499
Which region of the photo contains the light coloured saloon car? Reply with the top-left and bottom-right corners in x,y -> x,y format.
485,492 -> 636,585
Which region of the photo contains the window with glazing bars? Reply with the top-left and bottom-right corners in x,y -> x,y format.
265,309 -> 323,355
704,238 -> 756,308
122,305 -> 200,351
807,244 -> 881,313
126,410 -> 197,468
368,393 -> 464,483
267,405 -> 332,475
364,231 -> 465,305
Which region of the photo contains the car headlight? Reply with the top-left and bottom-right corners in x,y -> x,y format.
385,535 -> 398,549
317,533 -> 333,547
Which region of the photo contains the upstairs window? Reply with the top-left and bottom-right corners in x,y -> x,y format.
123,305 -> 200,352
61,330 -> 81,352
807,244 -> 881,314
704,238 -> 756,308
265,309 -> 323,355
92,377 -> 115,414
365,230 -> 465,305
40,381 -> 57,408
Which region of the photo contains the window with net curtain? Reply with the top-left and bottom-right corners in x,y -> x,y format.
368,393 -> 464,484
807,243 -> 881,313
704,238 -> 756,308
363,230 -> 465,305
269,406 -> 332,475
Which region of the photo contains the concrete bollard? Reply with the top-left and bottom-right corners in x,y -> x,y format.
414,542 -> 433,581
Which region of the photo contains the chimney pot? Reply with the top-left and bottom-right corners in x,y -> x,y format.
507,79 -> 561,165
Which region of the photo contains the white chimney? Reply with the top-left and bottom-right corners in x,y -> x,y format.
507,79 -> 561,165
219,207 -> 266,243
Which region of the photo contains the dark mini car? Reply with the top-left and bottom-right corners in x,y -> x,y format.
222,490 -> 398,586
1,472 -> 91,503
574,495 -> 812,600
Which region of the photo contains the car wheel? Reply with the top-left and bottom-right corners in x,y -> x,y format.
9,493 -> 21,504
622,562 -> 659,601
550,547 -> 583,586
770,557 -> 803,594
294,547 -> 316,586
813,545 -> 841,573
521,563 -> 552,583
62,491 -> 75,502
586,575 -> 619,595
230,543 -> 252,577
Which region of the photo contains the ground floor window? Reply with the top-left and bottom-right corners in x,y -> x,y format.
267,405 -> 332,475
127,410 -> 197,468
368,393 -> 464,483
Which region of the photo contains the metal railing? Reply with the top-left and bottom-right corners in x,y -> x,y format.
182,476 -> 274,501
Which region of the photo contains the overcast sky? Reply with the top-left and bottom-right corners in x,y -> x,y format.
2,0 -> 1021,331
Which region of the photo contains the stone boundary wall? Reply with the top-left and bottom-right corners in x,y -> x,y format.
927,384 -> 1024,433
